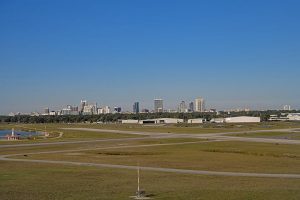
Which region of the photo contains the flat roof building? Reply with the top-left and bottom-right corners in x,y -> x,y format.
133,102 -> 140,114
140,118 -> 183,124
154,99 -> 163,113
224,116 -> 260,123
188,118 -> 204,124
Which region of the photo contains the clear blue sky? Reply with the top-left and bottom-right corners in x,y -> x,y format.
0,0 -> 299,114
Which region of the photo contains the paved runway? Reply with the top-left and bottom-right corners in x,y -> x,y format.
1,127 -> 299,148
1,127 -> 300,179
62,128 -> 300,145
1,139 -> 300,179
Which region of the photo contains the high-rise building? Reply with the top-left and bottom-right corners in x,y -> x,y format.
80,100 -> 87,113
154,99 -> 163,113
178,101 -> 187,113
104,106 -> 111,114
283,105 -> 291,111
71,106 -> 79,112
64,105 -> 79,115
83,105 -> 94,115
189,102 -> 194,112
93,103 -> 98,114
44,107 -> 50,115
195,97 -> 205,112
133,102 -> 140,113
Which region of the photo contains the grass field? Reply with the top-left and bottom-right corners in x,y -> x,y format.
1,162 -> 300,200
2,121 -> 300,136
1,122 -> 300,199
230,131 -> 300,140
11,140 -> 300,174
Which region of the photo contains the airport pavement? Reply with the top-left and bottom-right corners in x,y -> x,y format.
1,128 -> 300,179
1,127 -> 299,148
62,128 -> 300,145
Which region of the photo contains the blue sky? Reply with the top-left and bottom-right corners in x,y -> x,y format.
0,0 -> 299,114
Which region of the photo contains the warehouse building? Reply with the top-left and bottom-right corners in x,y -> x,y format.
121,120 -> 139,124
121,118 -> 184,124
287,113 -> 300,121
140,118 -> 183,124
210,118 -> 225,123
188,118 -> 204,124
224,116 -> 260,123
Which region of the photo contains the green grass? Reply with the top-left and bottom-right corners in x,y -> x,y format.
66,121 -> 300,134
0,138 -> 200,156
0,124 -> 141,144
1,123 -> 300,199
12,140 -> 300,174
2,121 -> 300,136
1,161 -> 300,200
230,131 -> 300,140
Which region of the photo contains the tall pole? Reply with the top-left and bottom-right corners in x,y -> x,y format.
137,166 -> 140,195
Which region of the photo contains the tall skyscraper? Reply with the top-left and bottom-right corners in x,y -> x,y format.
133,102 -> 140,113
189,102 -> 194,112
178,101 -> 187,113
195,97 -> 205,112
154,99 -> 163,113
80,100 -> 87,113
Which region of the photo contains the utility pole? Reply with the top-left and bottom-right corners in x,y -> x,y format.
137,165 -> 140,197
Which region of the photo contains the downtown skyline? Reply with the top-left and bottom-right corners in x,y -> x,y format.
1,1 -> 300,114
5,97 -> 296,116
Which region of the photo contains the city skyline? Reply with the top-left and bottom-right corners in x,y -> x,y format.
1,1 -> 300,114
5,97 -> 296,116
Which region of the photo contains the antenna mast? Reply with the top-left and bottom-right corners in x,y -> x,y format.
137,165 -> 140,195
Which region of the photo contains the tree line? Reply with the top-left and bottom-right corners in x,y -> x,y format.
1,110 -> 298,124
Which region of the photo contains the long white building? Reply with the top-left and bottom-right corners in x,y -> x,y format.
287,113 -> 300,121
188,118 -> 203,124
140,118 -> 183,124
224,116 -> 260,123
